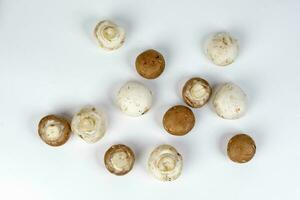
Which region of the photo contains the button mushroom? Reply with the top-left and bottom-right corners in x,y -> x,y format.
182,77 -> 212,108
135,49 -> 165,79
71,106 -> 107,143
227,134 -> 256,163
163,105 -> 195,136
148,144 -> 183,181
38,115 -> 71,147
205,32 -> 238,66
212,82 -> 247,119
94,20 -> 125,51
116,81 -> 153,117
104,144 -> 135,176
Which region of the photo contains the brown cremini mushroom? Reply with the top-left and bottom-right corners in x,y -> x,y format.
182,77 -> 212,108
135,49 -> 165,79
227,134 -> 256,163
38,115 -> 71,147
104,144 -> 135,176
162,105 -> 195,136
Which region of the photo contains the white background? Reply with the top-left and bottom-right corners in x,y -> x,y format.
0,0 -> 299,199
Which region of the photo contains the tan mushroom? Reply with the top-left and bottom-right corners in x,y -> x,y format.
104,144 -> 135,176
38,115 -> 71,147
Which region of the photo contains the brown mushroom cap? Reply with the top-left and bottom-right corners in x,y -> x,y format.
135,49 -> 165,79
162,105 -> 195,136
227,134 -> 256,163
38,115 -> 71,147
182,77 -> 212,108
104,144 -> 135,176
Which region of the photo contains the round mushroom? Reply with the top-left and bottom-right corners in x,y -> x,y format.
71,106 -> 107,143
104,144 -> 135,176
212,82 -> 247,119
227,134 -> 256,163
94,20 -> 125,51
116,81 -> 153,117
135,49 -> 165,79
148,144 -> 183,181
38,115 -> 71,147
182,77 -> 212,108
162,105 -> 195,136
205,32 -> 238,66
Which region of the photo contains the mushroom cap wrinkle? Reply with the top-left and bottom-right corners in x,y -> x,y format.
94,20 -> 125,51
205,32 -> 238,66
116,81 -> 153,117
71,107 -> 107,143
148,145 -> 183,181
212,82 -> 247,119
38,115 -> 71,147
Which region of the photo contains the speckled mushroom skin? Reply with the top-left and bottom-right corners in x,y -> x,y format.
148,144 -> 183,181
135,49 -> 165,79
104,144 -> 135,176
212,83 -> 247,119
205,32 -> 239,66
116,81 -> 153,117
227,134 -> 256,163
38,115 -> 71,147
163,105 -> 195,136
182,77 -> 212,108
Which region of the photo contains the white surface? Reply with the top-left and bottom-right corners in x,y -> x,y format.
0,0 -> 299,199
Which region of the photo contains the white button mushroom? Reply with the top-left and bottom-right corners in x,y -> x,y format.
116,81 -> 153,117
148,145 -> 183,181
205,32 -> 238,66
94,20 -> 125,51
212,83 -> 247,119
71,107 -> 107,143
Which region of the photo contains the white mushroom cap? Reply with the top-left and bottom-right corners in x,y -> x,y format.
205,32 -> 238,66
71,107 -> 107,143
116,81 -> 153,117
94,20 -> 125,51
148,145 -> 183,181
212,83 -> 247,119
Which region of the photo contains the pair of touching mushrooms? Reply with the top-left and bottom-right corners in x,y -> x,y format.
38,106 -> 107,146
94,20 -> 125,51
205,32 -> 239,66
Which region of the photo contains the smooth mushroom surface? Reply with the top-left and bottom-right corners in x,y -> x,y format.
227,134 -> 256,163
163,105 -> 195,136
38,115 -> 71,147
116,81 -> 153,117
71,106 -> 106,143
205,32 -> 239,66
212,82 -> 247,119
135,49 -> 165,79
182,77 -> 212,108
148,144 -> 183,181
94,20 -> 125,51
104,144 -> 135,176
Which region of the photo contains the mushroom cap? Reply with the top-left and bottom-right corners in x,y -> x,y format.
38,115 -> 71,147
182,77 -> 212,108
148,144 -> 183,181
116,81 -> 153,117
94,20 -> 125,51
227,134 -> 256,163
71,107 -> 106,143
205,32 -> 238,66
212,82 -> 247,119
104,144 -> 135,176
163,105 -> 195,136
135,49 -> 165,79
